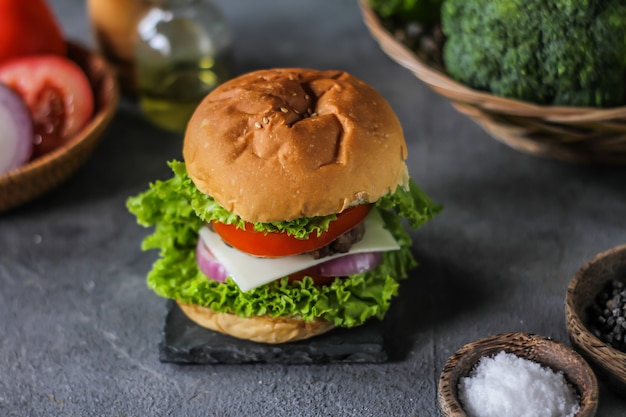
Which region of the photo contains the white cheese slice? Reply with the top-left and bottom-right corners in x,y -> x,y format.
198,208 -> 400,292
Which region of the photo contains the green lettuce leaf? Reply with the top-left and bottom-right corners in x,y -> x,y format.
160,160 -> 337,239
127,161 -> 441,327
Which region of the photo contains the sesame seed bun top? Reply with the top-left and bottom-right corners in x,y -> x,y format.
183,68 -> 409,223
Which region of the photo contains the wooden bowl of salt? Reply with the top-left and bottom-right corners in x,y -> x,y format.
438,332 -> 598,417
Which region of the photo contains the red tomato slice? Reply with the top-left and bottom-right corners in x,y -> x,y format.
0,55 -> 94,158
286,268 -> 337,286
212,204 -> 372,258
0,0 -> 66,64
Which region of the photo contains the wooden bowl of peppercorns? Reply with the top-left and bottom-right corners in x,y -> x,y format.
566,243 -> 626,393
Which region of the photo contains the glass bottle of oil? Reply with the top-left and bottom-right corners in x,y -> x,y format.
134,0 -> 233,132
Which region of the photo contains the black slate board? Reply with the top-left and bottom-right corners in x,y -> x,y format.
159,301 -> 389,364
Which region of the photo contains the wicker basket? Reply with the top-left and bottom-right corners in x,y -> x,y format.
0,42 -> 120,213
359,0 -> 626,164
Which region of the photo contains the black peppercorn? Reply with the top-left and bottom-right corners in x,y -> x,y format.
587,279 -> 626,353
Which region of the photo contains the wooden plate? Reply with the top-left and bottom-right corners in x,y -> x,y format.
0,41 -> 119,213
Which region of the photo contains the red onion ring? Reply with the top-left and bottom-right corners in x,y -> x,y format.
314,252 -> 382,277
0,83 -> 33,174
196,238 -> 229,282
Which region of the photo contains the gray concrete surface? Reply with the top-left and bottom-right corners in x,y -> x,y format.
1,0 -> 626,415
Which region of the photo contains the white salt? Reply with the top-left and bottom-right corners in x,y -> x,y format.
458,351 -> 580,417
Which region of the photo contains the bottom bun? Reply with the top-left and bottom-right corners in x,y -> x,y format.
177,301 -> 335,344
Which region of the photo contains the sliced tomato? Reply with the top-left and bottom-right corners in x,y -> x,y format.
0,55 -> 94,158
0,0 -> 66,64
212,204 -> 372,258
287,268 -> 337,286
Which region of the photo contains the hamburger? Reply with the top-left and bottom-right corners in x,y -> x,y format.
127,68 -> 441,344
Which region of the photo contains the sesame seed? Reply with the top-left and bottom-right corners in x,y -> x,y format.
293,109 -> 300,114
280,107 -> 289,113
305,94 -> 309,100
254,122 -> 262,129
262,117 -> 269,124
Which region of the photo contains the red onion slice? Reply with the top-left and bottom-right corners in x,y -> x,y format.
314,252 -> 383,277
196,238 -> 229,282
0,83 -> 33,175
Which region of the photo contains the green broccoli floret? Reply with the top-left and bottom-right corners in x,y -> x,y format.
441,0 -> 626,107
370,0 -> 442,25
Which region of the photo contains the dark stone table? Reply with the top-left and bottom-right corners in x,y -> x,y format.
2,0 -> 625,415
